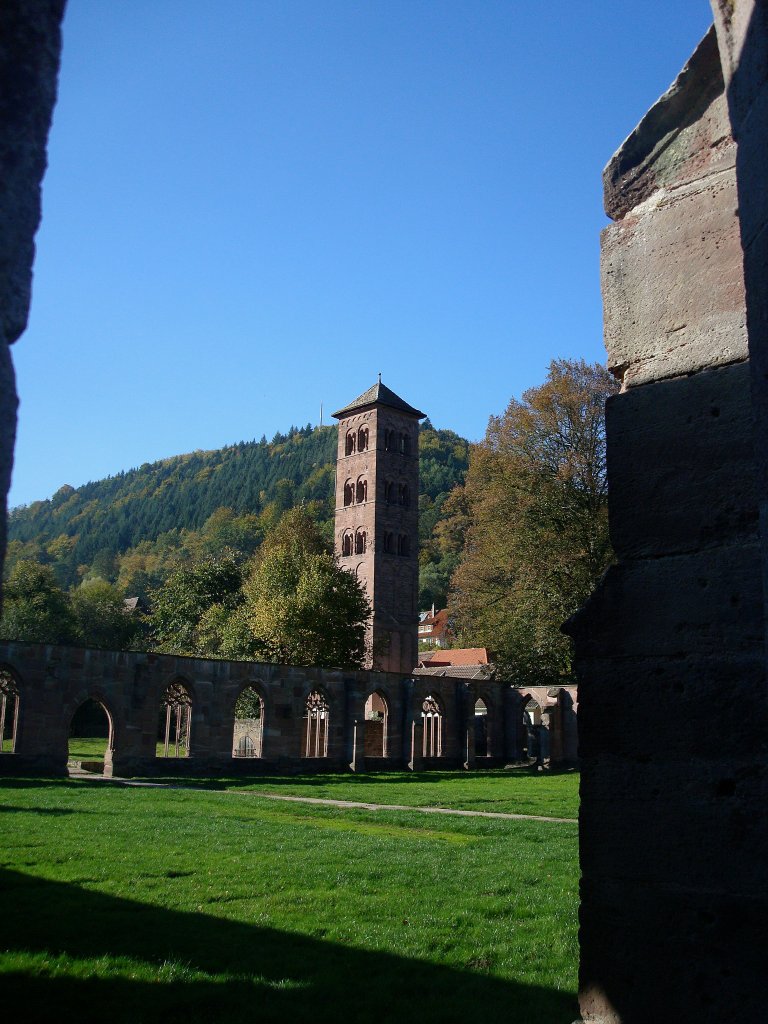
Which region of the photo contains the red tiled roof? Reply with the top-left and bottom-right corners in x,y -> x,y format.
419,647 -> 490,667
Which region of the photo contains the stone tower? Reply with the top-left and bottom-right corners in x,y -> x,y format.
332,380 -> 425,674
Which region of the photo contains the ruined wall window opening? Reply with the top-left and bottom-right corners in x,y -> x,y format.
364,691 -> 389,756
0,668 -> 20,754
397,535 -> 410,557
342,530 -> 354,557
356,477 -> 368,503
355,529 -> 367,555
345,432 -> 356,456
69,697 -> 114,766
521,697 -> 541,762
233,685 -> 264,758
398,483 -> 410,507
357,427 -> 369,452
303,689 -> 330,757
344,479 -> 354,507
158,680 -> 192,758
422,695 -> 443,757
474,698 -> 488,758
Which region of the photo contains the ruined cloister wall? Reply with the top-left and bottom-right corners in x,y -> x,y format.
0,641 -> 574,777
569,8 -> 768,1022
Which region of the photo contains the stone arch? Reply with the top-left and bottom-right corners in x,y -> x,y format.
68,695 -> 115,773
421,693 -> 443,758
355,528 -> 367,555
343,478 -> 354,506
302,687 -> 330,757
364,689 -> 389,757
341,529 -> 354,557
158,678 -> 193,758
345,430 -> 356,456
233,684 -> 265,758
0,664 -> 21,755
357,425 -> 369,451
356,476 -> 368,503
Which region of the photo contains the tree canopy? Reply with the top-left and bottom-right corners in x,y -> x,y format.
449,359 -> 619,684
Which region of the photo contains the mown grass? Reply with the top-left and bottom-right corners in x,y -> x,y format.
155,769 -> 580,819
0,778 -> 578,1024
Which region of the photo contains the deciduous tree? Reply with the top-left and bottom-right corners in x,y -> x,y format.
450,359 -> 619,684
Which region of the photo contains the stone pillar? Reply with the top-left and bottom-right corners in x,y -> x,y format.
0,1 -> 66,593
408,719 -> 424,772
349,718 -> 366,772
463,691 -> 476,770
568,17 -> 768,1021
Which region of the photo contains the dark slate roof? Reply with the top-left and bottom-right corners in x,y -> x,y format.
413,664 -> 496,681
332,380 -> 426,420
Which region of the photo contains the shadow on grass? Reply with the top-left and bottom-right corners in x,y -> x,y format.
0,868 -> 577,1024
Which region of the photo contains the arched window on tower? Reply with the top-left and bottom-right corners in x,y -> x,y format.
398,483 -> 410,507
345,431 -> 356,456
356,477 -> 367,503
384,480 -> 394,504
344,479 -> 354,506
384,428 -> 395,452
355,529 -> 367,555
400,432 -> 411,456
341,530 -> 354,557
357,426 -> 369,452
397,535 -> 410,557
383,531 -> 395,554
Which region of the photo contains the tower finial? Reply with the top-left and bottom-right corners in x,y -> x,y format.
378,372 -> 382,384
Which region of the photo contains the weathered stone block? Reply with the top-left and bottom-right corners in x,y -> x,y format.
605,362 -> 759,559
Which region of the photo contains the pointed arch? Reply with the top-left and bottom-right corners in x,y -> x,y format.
68,696 -> 115,770
233,684 -> 264,758
158,679 -> 193,758
303,688 -> 330,757
421,693 -> 443,758
364,690 -> 389,757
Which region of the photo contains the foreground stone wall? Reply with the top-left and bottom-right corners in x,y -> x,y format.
0,1 -> 65,594
0,641 -> 575,776
569,7 -> 768,1021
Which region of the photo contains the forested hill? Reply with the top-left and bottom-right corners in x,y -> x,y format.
7,421 -> 470,605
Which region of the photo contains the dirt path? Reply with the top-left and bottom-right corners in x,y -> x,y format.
75,772 -> 577,824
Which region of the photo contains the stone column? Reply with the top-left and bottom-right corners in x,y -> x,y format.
408,719 -> 424,772
349,718 -> 366,772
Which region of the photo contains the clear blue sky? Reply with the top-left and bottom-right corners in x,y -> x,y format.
10,0 -> 714,508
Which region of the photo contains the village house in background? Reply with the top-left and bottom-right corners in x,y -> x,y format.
417,605 -> 452,648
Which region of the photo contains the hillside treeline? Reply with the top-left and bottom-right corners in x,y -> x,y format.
6,421 -> 469,610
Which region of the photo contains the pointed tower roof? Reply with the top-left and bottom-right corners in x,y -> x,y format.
332,380 -> 426,420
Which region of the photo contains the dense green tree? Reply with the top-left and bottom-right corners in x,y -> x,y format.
0,560 -> 78,644
70,579 -> 141,650
147,553 -> 245,656
450,359 -> 619,684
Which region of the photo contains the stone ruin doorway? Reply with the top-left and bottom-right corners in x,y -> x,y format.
520,697 -> 542,765
68,698 -> 114,775
364,691 -> 389,757
0,667 -> 20,755
474,698 -> 488,757
233,686 -> 264,758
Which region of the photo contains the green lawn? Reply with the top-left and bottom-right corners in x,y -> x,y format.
0,777 -> 579,1024
157,769 -> 580,819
